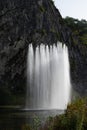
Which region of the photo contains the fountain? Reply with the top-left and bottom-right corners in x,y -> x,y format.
26,42 -> 71,110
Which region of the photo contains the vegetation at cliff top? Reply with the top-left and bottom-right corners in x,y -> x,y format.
63,17 -> 87,45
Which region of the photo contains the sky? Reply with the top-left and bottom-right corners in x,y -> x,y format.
54,0 -> 87,20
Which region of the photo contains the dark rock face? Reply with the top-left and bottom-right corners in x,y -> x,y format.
0,0 -> 87,100
70,43 -> 87,95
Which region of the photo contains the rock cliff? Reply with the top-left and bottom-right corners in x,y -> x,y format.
0,0 -> 87,104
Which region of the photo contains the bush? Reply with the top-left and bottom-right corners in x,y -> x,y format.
43,98 -> 87,130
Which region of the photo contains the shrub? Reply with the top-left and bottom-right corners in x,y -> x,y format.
43,98 -> 87,130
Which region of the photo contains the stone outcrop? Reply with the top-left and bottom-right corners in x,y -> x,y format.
0,0 -> 87,100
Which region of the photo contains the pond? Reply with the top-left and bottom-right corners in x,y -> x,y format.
0,107 -> 64,130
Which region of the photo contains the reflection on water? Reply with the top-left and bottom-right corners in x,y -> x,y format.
0,108 -> 64,130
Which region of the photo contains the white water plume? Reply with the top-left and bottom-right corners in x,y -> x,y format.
26,42 -> 71,110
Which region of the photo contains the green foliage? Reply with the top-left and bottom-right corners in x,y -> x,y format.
79,34 -> 87,44
21,116 -> 41,130
43,98 -> 87,130
64,17 -> 87,45
32,115 -> 41,130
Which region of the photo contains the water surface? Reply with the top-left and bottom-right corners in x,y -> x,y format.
0,107 -> 64,130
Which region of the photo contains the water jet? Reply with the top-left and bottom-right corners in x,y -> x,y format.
26,42 -> 71,110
